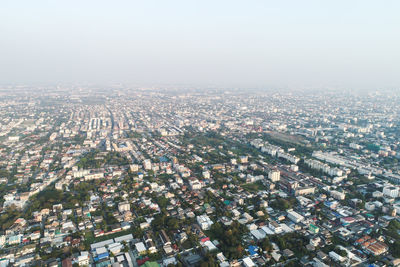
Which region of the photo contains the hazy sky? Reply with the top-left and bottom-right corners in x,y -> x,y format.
1,0 -> 399,89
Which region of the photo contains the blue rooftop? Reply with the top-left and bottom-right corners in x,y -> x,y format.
248,245 -> 259,256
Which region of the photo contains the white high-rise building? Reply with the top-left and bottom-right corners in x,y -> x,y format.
268,170 -> 280,182
143,159 -> 152,170
383,186 -> 399,198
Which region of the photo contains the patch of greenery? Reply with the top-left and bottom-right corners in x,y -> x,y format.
208,221 -> 248,259
0,205 -> 24,231
241,181 -> 267,193
269,197 -> 297,211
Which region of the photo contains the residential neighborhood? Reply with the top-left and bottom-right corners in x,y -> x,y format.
1,87 -> 400,267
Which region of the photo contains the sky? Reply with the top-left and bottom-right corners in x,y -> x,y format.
1,0 -> 400,90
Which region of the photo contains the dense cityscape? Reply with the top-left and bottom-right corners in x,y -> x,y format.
0,86 -> 400,267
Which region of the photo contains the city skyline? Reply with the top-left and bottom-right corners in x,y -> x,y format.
2,1 -> 400,266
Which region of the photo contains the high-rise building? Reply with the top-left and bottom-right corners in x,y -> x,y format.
383,186 -> 399,198
268,169 -> 280,182
143,159 -> 152,170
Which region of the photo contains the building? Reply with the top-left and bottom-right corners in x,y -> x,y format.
130,164 -> 139,172
159,230 -> 171,246
243,257 -> 256,267
294,186 -> 316,196
309,224 -> 319,234
330,190 -> 346,200
135,242 -> 147,255
143,159 -> 152,170
239,156 -> 248,163
8,136 -> 20,142
261,144 -> 281,157
49,132 -> 57,141
188,177 -> 202,190
290,165 -> 299,172
268,220 -> 283,234
197,215 -> 214,230
287,210 -> 304,223
362,240 -> 388,256
277,151 -> 300,164
329,251 -> 345,263
202,171 -> 210,179
84,172 -> 104,180
304,158 -> 343,177
8,234 -> 22,245
268,169 -> 280,182
76,252 -> 90,266
118,202 -> 130,213
383,186 -> 399,198
365,202 -> 375,211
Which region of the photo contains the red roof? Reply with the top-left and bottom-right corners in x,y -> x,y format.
137,257 -> 150,265
200,237 -> 210,243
